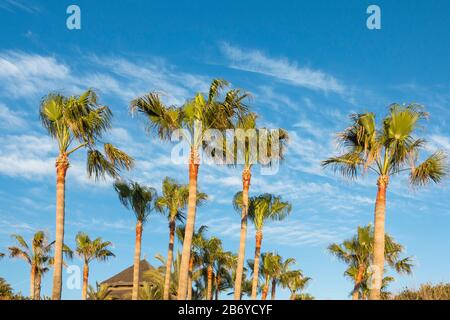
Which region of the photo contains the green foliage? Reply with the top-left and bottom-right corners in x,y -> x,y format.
75,232 -> 115,264
87,282 -> 113,300
391,283 -> 450,300
114,180 -> 157,224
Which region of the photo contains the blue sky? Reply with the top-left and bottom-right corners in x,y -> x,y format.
0,0 -> 449,300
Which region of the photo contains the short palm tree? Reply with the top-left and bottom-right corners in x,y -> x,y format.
75,232 -> 115,300
155,177 -> 207,300
323,104 -> 447,299
131,79 -> 248,299
213,249 -> 236,300
176,225 -> 208,300
232,113 -> 289,300
199,236 -> 222,300
40,89 -> 133,299
87,282 -> 112,300
281,270 -> 311,300
247,193 -> 292,299
0,277 -> 14,299
114,180 -> 157,300
8,232 -> 69,300
268,254 -> 296,300
328,224 -> 413,300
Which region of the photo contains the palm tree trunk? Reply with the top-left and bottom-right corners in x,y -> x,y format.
187,256 -> 194,300
132,220 -> 143,300
215,275 -> 220,300
369,175 -> 389,300
352,264 -> 365,300
251,230 -> 263,299
206,265 -> 213,300
34,273 -> 41,300
82,261 -> 89,300
177,147 -> 199,300
163,219 -> 176,300
271,279 -> 276,300
233,167 -> 251,300
261,283 -> 269,300
52,154 -> 69,300
290,291 -> 296,300
30,263 -> 36,300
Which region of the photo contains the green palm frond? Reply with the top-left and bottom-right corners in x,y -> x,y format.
410,151 -> 448,186
114,180 -> 157,223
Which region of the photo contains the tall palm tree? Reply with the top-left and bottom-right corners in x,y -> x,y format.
232,114 -> 289,300
114,180 -> 157,300
131,80 -> 248,299
247,193 -> 292,299
40,89 -> 134,299
176,225 -> 208,300
328,224 -> 413,300
281,270 -> 311,300
323,104 -> 447,299
8,231 -> 72,300
155,177 -> 207,300
75,232 -> 115,300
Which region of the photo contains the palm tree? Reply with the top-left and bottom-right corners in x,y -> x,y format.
131,80 -> 248,299
232,115 -> 289,300
114,180 -> 157,300
40,89 -> 134,299
247,193 -> 292,299
328,225 -> 413,299
176,225 -> 208,299
155,177 -> 207,300
87,282 -> 112,300
0,277 -> 13,300
323,104 -> 447,299
281,270 -> 311,300
75,232 -> 115,300
8,232 -> 54,299
198,236 -> 222,300
213,249 -> 236,300
268,254 -> 296,300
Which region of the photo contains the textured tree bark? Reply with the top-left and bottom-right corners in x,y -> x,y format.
177,147 -> 199,300
82,261 -> 89,300
132,220 -> 143,300
30,263 -> 36,300
233,167 -> 251,300
206,265 -> 213,300
215,275 -> 220,300
352,264 -> 365,300
163,219 -> 176,300
52,154 -> 69,300
261,281 -> 269,300
186,256 -> 194,300
251,230 -> 263,299
34,273 -> 41,300
271,279 -> 277,300
369,175 -> 389,300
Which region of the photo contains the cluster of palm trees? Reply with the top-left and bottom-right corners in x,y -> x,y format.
0,78 -> 447,300
3,231 -> 113,300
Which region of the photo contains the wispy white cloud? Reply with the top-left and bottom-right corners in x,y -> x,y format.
0,103 -> 27,129
0,0 -> 40,13
220,43 -> 346,95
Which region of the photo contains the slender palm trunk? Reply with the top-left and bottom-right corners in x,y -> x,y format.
271,279 -> 276,300
178,148 -> 199,300
132,220 -> 143,300
30,263 -> 36,300
82,261 -> 89,300
215,274 -> 220,300
34,273 -> 41,300
251,230 -> 263,299
290,291 -> 296,300
261,278 -> 269,300
186,256 -> 194,300
352,264 -> 365,300
206,265 -> 213,300
234,167 -> 251,300
163,219 -> 176,300
52,154 -> 69,300
369,175 -> 388,300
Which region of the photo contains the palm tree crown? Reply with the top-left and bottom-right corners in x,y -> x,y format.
114,180 -> 157,223
75,232 -> 115,264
